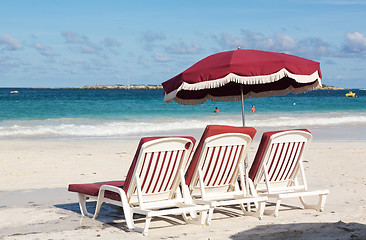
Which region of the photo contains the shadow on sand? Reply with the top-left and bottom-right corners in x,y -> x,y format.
230,221 -> 366,240
54,201 -> 128,223
55,202 -> 366,239
54,201 -> 201,233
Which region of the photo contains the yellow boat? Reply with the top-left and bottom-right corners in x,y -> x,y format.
345,92 -> 355,97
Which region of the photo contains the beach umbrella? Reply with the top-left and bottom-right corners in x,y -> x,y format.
162,48 -> 322,126
162,48 -> 322,195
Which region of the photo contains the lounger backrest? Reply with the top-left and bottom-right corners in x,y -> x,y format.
185,125 -> 256,194
249,129 -> 311,192
124,136 -> 195,203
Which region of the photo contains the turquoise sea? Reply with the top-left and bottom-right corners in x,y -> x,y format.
1,88 -> 365,139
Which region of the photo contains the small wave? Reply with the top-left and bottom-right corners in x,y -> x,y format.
250,115 -> 366,127
0,119 -> 232,138
1,114 -> 366,138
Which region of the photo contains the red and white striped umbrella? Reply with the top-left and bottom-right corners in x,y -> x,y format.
162,48 -> 322,126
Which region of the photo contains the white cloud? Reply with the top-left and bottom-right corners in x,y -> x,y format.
212,30 -> 333,60
0,34 -> 23,50
61,31 -> 88,44
215,31 -> 297,52
79,45 -> 99,54
165,42 -> 202,54
214,32 -> 250,49
153,53 -> 170,62
102,37 -> 121,55
344,32 -> 366,54
0,55 -> 28,71
273,34 -> 296,51
296,37 -> 330,58
102,38 -> 121,48
143,31 -> 166,42
33,42 -> 56,57
61,31 -> 103,55
141,31 -> 167,50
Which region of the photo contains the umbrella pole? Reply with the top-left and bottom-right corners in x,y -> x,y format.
240,85 -> 251,196
240,85 -> 245,127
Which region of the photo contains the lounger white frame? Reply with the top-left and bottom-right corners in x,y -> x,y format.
78,137 -> 209,236
250,130 -> 329,216
187,133 -> 268,225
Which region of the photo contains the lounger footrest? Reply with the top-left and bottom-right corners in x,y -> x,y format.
132,204 -> 210,218
195,196 -> 267,208
267,189 -> 329,199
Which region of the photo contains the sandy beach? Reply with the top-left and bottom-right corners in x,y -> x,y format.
1,127 -> 365,239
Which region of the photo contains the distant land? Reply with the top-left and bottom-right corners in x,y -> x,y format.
72,84 -> 163,89
320,84 -> 344,90
72,84 -> 343,90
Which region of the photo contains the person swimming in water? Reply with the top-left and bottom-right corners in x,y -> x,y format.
250,105 -> 255,113
214,107 -> 220,113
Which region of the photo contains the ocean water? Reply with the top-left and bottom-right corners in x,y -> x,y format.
1,88 -> 365,139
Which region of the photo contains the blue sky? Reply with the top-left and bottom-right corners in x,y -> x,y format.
1,0 -> 365,88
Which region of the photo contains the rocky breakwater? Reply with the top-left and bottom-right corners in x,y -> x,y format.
73,84 -> 163,89
320,84 -> 344,90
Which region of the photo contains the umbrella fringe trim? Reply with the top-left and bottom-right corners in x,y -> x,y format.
170,83 -> 320,105
164,68 -> 321,105
164,69 -> 321,103
179,69 -> 320,91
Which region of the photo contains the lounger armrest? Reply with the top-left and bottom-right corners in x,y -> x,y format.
93,185 -> 130,219
99,185 -> 126,196
97,185 -> 129,205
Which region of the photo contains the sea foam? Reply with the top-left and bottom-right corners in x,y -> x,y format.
1,113 -> 366,138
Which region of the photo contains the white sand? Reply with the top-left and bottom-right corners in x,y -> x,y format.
1,132 -> 365,239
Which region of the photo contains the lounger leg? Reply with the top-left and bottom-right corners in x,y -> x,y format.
239,203 -> 247,213
299,194 -> 328,212
274,199 -> 281,217
257,201 -> 265,220
248,180 -> 259,209
206,208 -> 214,226
117,194 -> 134,231
319,194 -> 327,212
199,210 -> 208,225
182,211 -> 198,222
182,210 -> 208,225
93,193 -> 105,219
240,202 -> 253,213
78,193 -> 94,218
241,200 -> 266,220
182,210 -> 198,221
181,212 -> 189,222
142,217 -> 151,236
